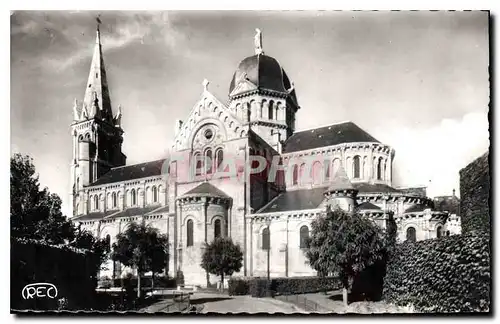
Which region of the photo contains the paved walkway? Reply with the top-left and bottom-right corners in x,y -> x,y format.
297,292 -> 414,314
191,293 -> 302,314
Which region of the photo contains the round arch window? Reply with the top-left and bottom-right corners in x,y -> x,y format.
204,129 -> 214,140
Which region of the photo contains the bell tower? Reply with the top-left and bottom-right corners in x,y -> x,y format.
228,29 -> 300,153
70,18 -> 126,216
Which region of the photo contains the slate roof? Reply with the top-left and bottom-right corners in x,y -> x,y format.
148,205 -> 170,215
354,183 -> 401,194
72,210 -> 118,222
403,204 -> 429,214
282,122 -> 380,153
357,202 -> 382,211
107,205 -> 163,219
229,54 -> 289,94
182,182 -> 230,198
89,159 -> 167,186
258,187 -> 327,213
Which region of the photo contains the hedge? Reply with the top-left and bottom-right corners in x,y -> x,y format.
11,237 -> 99,311
459,152 -> 490,234
228,276 -> 341,297
383,233 -> 490,313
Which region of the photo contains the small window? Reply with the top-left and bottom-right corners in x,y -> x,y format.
268,101 -> 274,120
377,157 -> 384,180
105,234 -> 111,250
94,195 -> 99,210
96,73 -> 98,78
406,227 -> 416,242
131,189 -> 136,206
112,192 -> 117,208
299,226 -> 309,248
152,186 -> 158,203
353,156 -> 361,178
205,149 -> 213,174
292,165 -> 299,185
187,220 -> 194,247
216,149 -> 224,170
437,226 -> 443,238
214,219 -> 221,239
194,153 -> 203,176
262,227 -> 270,250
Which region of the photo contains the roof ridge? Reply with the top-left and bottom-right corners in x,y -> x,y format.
292,120 -> 352,134
110,158 -> 166,170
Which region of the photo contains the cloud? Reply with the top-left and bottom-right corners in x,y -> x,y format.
374,111 -> 490,197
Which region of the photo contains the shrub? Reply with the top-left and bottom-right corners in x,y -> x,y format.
11,238 -> 99,311
383,233 -> 490,313
249,278 -> 271,298
228,278 -> 251,296
271,276 -> 341,296
229,276 -> 341,297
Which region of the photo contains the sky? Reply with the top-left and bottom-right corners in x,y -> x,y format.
11,10 -> 490,217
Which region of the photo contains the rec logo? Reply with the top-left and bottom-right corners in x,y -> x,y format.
22,283 -> 58,300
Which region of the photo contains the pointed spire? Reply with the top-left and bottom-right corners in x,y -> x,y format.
83,16 -> 113,122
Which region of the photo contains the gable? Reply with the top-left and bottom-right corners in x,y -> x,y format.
173,91 -> 248,151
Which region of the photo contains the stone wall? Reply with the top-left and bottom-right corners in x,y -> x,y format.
459,152 -> 490,234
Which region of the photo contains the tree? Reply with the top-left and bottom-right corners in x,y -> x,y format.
201,237 -> 243,292
11,154 -> 74,244
11,153 -> 109,274
305,208 -> 389,307
111,222 -> 169,298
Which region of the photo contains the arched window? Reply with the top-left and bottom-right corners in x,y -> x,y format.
384,162 -> 387,181
406,227 -> 416,242
112,192 -> 117,208
299,226 -> 309,248
312,161 -> 322,185
436,226 -> 443,238
187,220 -> 194,247
216,149 -> 224,171
194,153 -> 202,176
268,101 -> 274,120
353,155 -> 361,178
214,219 -> 221,238
446,230 -> 450,236
262,227 -> 270,250
324,161 -> 330,179
299,163 -> 307,185
152,186 -> 158,203
292,165 -> 299,185
94,195 -> 99,210
377,157 -> 383,180
105,234 -> 111,251
131,189 -> 136,206
332,158 -> 341,176
260,100 -> 265,118
205,149 -> 213,174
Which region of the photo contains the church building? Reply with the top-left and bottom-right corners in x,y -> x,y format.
71,24 -> 450,286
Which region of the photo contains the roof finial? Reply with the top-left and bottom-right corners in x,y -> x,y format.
202,79 -> 210,92
95,15 -> 102,44
254,28 -> 263,55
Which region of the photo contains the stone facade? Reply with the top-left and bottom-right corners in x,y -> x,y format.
71,26 -> 453,287
459,152 -> 490,234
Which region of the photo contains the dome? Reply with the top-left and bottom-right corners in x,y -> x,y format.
229,54 -> 290,95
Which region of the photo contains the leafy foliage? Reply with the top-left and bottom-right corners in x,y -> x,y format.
111,222 -> 169,297
11,154 -> 74,244
10,154 -> 108,269
383,233 -> 490,313
11,238 -> 99,311
228,276 -> 341,296
201,237 -> 243,289
305,208 -> 389,290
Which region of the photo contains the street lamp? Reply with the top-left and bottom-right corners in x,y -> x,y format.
265,219 -> 272,281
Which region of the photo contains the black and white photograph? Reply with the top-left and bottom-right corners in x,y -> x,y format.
10,10 -> 491,314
